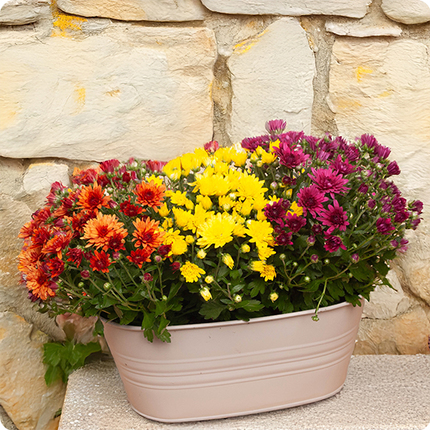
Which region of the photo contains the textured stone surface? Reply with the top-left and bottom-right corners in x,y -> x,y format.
355,306 -> 430,354
0,158 -> 25,199
0,312 -> 65,430
201,0 -> 371,18
23,162 -> 70,194
363,272 -> 412,320
381,0 -> 430,24
56,0 -> 206,22
0,195 -> 65,340
0,25 -> 216,162
227,18 -> 315,144
0,0 -> 49,26
326,1 -> 402,37
328,38 -> 430,308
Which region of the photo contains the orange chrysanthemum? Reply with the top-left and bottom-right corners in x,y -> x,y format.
132,218 -> 165,251
78,182 -> 111,212
25,266 -> 56,301
41,232 -> 73,259
134,180 -> 165,210
82,212 -> 128,251
18,247 -> 42,275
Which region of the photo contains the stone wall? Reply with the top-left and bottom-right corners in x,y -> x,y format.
1,0 -> 430,428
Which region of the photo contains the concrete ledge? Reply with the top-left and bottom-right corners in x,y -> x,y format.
59,355 -> 430,430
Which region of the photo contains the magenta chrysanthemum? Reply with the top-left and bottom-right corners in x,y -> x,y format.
308,168 -> 350,196
265,119 -> 287,135
376,217 -> 395,235
323,234 -> 347,253
330,155 -> 355,176
317,200 -> 349,234
297,185 -> 328,217
273,142 -> 309,169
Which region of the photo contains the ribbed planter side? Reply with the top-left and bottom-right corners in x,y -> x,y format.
103,300 -> 364,423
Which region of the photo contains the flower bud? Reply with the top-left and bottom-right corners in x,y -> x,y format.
78,282 -> 84,288
103,282 -> 111,290
233,294 -> 242,303
310,254 -> 319,264
307,236 -> 316,246
241,244 -> 251,253
222,253 -> 234,270
269,292 -> 279,302
304,276 -> 311,283
205,275 -> 214,284
292,261 -> 298,267
154,255 -> 162,263
324,259 -> 330,265
279,253 -> 286,260
351,253 -> 360,263
80,270 -> 90,279
185,235 -> 195,244
162,295 -> 168,301
312,315 -> 319,322
270,182 -> 278,190
197,249 -> 207,259
200,287 -> 212,302
143,273 -> 153,282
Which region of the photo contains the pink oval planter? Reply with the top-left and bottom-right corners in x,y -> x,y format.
102,300 -> 364,423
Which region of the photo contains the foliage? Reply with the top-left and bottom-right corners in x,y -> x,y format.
18,121 -> 423,342
43,339 -> 101,385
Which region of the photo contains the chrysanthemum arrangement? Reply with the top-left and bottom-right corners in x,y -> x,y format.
18,121 -> 423,342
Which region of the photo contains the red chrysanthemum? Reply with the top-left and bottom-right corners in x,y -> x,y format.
285,212 -> 306,233
45,257 -> 65,278
126,248 -> 153,268
89,250 -> 111,273
120,198 -> 144,217
41,232 -> 72,259
25,266 -> 57,301
66,248 -> 84,268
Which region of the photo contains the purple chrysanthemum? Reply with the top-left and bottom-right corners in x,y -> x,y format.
275,231 -> 293,246
374,145 -> 391,159
285,212 -> 306,233
360,134 -> 379,149
241,135 -> 270,152
308,168 -> 350,196
323,234 -> 347,253
411,200 -> 423,215
387,161 -> 401,176
317,200 -> 349,234
297,185 -> 328,217
264,199 -> 289,225
376,217 -> 395,235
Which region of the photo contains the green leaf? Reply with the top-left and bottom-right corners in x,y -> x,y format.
374,261 -> 389,277
199,301 -> 225,320
44,365 -> 63,386
239,300 -> 264,312
249,280 -> 265,298
230,269 -> 242,280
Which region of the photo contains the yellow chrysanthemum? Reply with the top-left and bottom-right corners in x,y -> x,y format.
236,173 -> 267,200
180,152 -> 201,175
214,147 -> 233,163
173,207 -> 193,230
288,201 -> 304,216
147,174 -> 163,186
194,173 -> 231,196
197,213 -> 236,249
253,194 -> 269,211
245,220 -> 274,248
219,195 -> 235,212
163,158 -> 182,180
256,146 -> 277,164
167,190 -> 188,206
159,203 -> 170,217
188,204 -> 213,233
237,198 -> 253,216
258,245 -> 276,261
180,261 -> 205,283
196,195 -> 213,210
270,292 -> 279,302
163,229 -> 188,255
230,149 -> 248,166
251,261 -> 277,281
